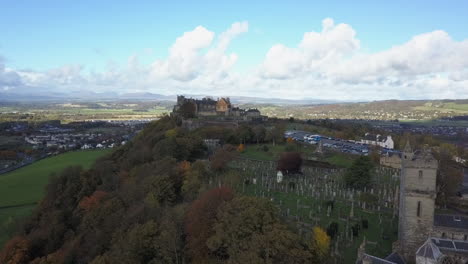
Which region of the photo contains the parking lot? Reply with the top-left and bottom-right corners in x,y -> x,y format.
285,130 -> 370,155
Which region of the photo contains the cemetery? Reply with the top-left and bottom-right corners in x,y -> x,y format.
217,157 -> 401,263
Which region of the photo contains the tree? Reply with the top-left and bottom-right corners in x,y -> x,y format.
265,126 -> 284,146
79,190 -> 108,212
185,187 -> 234,263
210,147 -> 236,171
252,125 -> 266,144
207,196 -> 316,263
236,125 -> 254,144
326,222 -> 339,240
435,150 -> 463,206
345,156 -> 374,189
0,236 -> 31,264
237,144 -> 245,153
311,226 -> 330,259
277,152 -> 302,174
92,220 -> 178,263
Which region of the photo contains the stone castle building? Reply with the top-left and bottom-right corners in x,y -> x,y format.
358,142 -> 468,264
173,95 -> 263,120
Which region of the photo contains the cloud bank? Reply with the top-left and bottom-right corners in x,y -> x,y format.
1,19 -> 468,100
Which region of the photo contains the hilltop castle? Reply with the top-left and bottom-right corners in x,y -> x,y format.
358,142 -> 468,264
173,95 -> 264,121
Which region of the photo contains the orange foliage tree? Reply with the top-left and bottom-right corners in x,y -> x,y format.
185,187 -> 234,263
0,236 -> 31,264
237,143 -> 245,153
210,147 -> 236,171
78,190 -> 108,211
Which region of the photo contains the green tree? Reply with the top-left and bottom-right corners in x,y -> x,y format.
344,156 -> 374,189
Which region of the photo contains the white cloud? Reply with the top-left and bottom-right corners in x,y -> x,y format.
260,18 -> 360,79
150,22 -> 248,82
1,19 -> 468,101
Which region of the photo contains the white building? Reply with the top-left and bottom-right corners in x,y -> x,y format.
360,133 -> 394,149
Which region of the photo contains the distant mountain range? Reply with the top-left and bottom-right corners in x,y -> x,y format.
1,91 -> 468,110
0,91 -> 340,105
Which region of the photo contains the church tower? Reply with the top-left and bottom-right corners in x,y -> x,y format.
398,142 -> 438,262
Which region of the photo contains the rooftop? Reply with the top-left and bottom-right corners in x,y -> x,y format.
434,214 -> 468,230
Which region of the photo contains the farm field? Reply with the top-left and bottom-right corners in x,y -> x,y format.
0,149 -> 111,248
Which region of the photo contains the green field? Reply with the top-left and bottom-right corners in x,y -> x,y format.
0,149 -> 111,248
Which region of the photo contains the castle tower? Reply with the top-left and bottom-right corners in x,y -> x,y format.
398,143 -> 438,262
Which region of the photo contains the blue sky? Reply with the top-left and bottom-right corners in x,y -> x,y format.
1,0 -> 468,100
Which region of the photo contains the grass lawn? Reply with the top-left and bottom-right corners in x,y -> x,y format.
240,144 -> 286,160
0,149 -> 111,248
0,204 -> 35,248
240,143 -> 357,168
0,149 -> 111,207
324,153 -> 355,168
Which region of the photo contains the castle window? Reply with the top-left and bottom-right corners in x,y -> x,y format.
464,234 -> 467,241
417,201 -> 421,217
419,170 -> 423,179
442,232 -> 446,238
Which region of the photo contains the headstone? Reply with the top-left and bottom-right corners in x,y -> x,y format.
276,170 -> 283,183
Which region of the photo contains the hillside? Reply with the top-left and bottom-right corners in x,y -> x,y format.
0,117 -> 324,264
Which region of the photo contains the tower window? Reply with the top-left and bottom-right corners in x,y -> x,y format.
464,234 -> 467,241
419,170 -> 423,179
442,232 -> 446,238
417,201 -> 421,217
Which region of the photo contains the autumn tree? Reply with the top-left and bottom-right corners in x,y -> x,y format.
79,190 -> 108,212
277,152 -> 303,174
0,236 -> 31,264
311,226 -> 330,259
237,143 -> 245,153
210,147 -> 236,171
207,196 -> 316,263
185,187 -> 234,263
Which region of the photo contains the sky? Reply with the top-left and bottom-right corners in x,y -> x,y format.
1,0 -> 468,100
